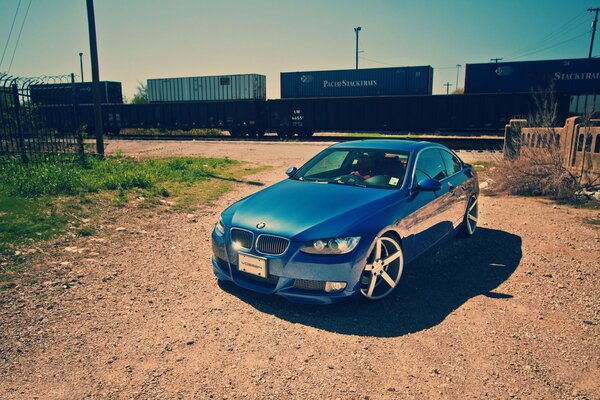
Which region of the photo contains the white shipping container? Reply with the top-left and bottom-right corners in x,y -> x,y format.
147,74 -> 266,102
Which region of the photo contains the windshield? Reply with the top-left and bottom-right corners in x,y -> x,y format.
293,148 -> 410,189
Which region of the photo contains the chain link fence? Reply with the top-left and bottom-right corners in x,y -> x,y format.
0,73 -> 97,164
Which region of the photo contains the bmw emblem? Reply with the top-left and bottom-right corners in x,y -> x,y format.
256,222 -> 266,229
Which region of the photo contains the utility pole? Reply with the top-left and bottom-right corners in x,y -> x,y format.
354,26 -> 361,69
444,82 -> 453,95
79,52 -> 84,82
588,8 -> 600,58
490,58 -> 503,63
86,0 -> 104,157
455,64 -> 461,91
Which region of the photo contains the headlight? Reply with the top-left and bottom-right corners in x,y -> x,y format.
300,237 -> 360,255
215,217 -> 225,235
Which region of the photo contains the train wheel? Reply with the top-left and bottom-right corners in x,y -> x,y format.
298,130 -> 315,138
229,129 -> 242,138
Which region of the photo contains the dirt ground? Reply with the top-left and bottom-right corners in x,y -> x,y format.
1,141 -> 599,399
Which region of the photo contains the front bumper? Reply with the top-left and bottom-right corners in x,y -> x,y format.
211,228 -> 370,305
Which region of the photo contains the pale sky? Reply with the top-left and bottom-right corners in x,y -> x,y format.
1,0 -> 598,99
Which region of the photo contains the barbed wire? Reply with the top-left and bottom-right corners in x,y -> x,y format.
0,72 -> 80,89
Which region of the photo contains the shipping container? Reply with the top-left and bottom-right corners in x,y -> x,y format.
280,66 -> 433,98
268,92 -> 571,134
147,74 -> 266,102
464,58 -> 600,94
30,81 -> 123,105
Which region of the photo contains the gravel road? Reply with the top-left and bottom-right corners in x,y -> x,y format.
1,141 -> 598,399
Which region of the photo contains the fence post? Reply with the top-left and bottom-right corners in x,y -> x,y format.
71,78 -> 85,162
11,83 -> 28,163
503,119 -> 527,159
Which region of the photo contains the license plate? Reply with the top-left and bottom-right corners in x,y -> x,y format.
238,253 -> 267,278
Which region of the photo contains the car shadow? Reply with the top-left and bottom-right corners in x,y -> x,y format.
207,173 -> 265,186
218,227 -> 522,337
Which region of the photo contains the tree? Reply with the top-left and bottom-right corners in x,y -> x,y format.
130,81 -> 148,104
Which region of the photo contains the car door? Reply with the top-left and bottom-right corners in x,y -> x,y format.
404,148 -> 453,258
438,149 -> 469,228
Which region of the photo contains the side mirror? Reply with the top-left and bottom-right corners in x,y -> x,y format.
285,166 -> 298,177
416,178 -> 441,192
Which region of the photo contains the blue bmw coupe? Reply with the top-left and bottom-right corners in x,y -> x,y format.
211,140 -> 479,304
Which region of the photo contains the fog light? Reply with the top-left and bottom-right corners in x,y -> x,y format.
324,281 -> 347,293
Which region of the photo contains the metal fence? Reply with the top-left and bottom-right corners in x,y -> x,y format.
0,73 -> 93,163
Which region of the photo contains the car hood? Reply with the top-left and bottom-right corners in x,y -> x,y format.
226,179 -> 399,240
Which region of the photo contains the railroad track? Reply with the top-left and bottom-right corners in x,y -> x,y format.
107,134 -> 504,151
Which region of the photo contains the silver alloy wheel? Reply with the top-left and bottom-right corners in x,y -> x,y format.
466,196 -> 478,236
360,236 -> 404,300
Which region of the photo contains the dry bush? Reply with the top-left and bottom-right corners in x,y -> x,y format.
492,141 -> 581,198
490,90 -> 598,200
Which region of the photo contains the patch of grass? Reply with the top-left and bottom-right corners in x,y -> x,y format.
0,155 -> 239,198
470,161 -> 492,179
0,155 -> 260,279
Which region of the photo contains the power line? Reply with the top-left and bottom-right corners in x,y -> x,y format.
7,0 -> 32,73
358,55 -> 397,66
359,56 -> 457,71
0,0 -> 22,69
506,30 -> 591,61
508,12 -> 587,57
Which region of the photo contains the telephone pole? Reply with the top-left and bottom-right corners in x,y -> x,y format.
588,8 -> 600,58
86,0 -> 104,157
354,26 -> 361,69
490,58 -> 503,63
444,82 -> 453,95
455,64 -> 461,91
79,52 -> 84,82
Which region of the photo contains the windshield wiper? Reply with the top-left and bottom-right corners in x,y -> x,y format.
302,177 -> 329,183
329,180 -> 366,188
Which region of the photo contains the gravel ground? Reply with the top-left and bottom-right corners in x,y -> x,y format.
103,139 -> 499,165
1,142 -> 598,399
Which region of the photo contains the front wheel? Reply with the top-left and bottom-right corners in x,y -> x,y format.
360,235 -> 404,300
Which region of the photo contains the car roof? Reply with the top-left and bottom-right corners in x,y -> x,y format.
330,139 -> 442,152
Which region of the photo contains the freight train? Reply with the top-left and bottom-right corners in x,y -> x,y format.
33,58 -> 600,137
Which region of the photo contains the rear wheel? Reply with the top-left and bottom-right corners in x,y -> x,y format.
462,195 -> 478,237
360,235 -> 404,300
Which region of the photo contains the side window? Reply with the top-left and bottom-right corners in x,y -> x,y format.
439,150 -> 462,176
414,149 -> 447,183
